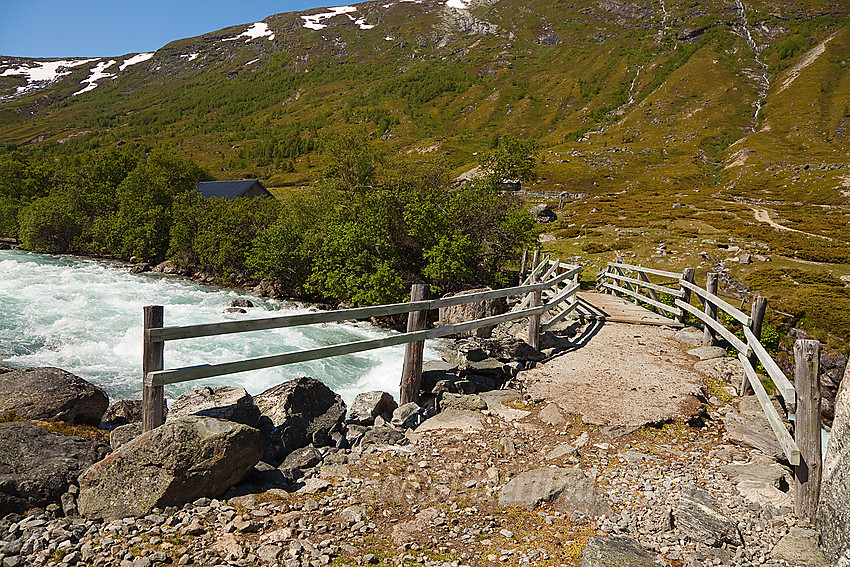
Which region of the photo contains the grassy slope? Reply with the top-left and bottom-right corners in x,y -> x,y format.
1,0 -> 849,346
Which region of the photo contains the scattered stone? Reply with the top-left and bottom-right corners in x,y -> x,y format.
538,403 -> 566,426
280,446 -> 323,471
391,402 -> 423,429
169,386 -> 261,427
230,298 -> 254,308
392,507 -> 439,544
348,391 -> 398,425
0,367 -> 108,426
77,416 -> 262,520
530,203 -> 557,223
415,409 -> 484,433
673,488 -> 742,547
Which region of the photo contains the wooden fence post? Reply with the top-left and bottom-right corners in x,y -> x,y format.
677,268 -> 695,325
400,284 -> 429,406
742,296 -> 768,395
794,339 -> 821,523
528,254 -> 542,350
142,305 -> 166,432
702,273 -> 718,346
519,249 -> 528,285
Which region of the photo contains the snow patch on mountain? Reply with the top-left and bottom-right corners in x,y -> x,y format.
1,59 -> 95,95
446,0 -> 469,9
224,22 -> 275,42
301,6 -> 358,30
119,52 -> 154,72
74,60 -> 117,96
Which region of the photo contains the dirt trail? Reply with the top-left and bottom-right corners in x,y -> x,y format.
521,321 -> 705,426
750,206 -> 833,241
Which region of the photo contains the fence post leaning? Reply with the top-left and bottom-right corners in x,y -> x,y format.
702,273 -> 718,347
742,296 -> 768,396
794,339 -> 821,523
142,305 -> 166,432
528,256 -> 542,351
400,284 -> 429,406
677,268 -> 695,325
519,249 -> 528,285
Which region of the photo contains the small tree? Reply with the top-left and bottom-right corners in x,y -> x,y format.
480,135 -> 540,183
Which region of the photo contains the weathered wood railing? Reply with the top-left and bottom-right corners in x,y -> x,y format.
142,260 -> 581,430
598,261 -> 823,521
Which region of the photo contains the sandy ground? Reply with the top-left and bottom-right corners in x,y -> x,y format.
522,321 -> 705,426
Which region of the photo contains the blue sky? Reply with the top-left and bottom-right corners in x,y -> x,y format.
0,0 -> 331,58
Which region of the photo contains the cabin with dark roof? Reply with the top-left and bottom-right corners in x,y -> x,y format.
196,179 -> 273,200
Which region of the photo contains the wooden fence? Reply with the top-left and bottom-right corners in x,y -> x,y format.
598,261 -> 823,521
141,259 -> 582,431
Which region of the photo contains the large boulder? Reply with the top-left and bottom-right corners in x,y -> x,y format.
77,416 -> 262,520
0,367 -> 108,426
168,386 -> 261,427
348,391 -> 398,425
0,421 -> 109,514
437,288 -> 508,338
254,377 -> 346,465
581,536 -> 659,567
818,366 -> 850,565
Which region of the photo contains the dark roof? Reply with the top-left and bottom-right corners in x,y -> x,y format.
196,179 -> 269,199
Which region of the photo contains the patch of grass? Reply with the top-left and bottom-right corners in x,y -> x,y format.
703,375 -> 734,404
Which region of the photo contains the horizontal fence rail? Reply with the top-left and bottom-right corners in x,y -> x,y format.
142,258 -> 582,430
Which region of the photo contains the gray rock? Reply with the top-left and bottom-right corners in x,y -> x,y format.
498,467 -> 610,517
673,488 -> 742,547
818,366 -> 850,564
360,425 -> 407,446
673,327 -> 704,347
280,446 -> 322,471
230,298 -> 254,308
771,528 -> 828,566
414,409 -> 484,433
392,507 -> 439,544
0,367 -> 108,426
687,346 -> 727,360
724,410 -> 787,462
348,391 -> 398,425
77,416 -> 262,520
0,421 -> 109,515
465,374 -> 497,392
581,536 -> 659,567
721,457 -> 791,490
439,393 -> 487,412
538,403 -> 566,426
110,423 -> 142,449
695,357 -> 745,388
101,400 -> 144,429
438,289 -> 508,338
392,402 -> 422,428
530,203 -> 557,223
0,365 -> 14,374
255,377 -> 346,465
169,386 -> 260,427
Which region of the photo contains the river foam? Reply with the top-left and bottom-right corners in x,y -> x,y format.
0,249 -> 440,404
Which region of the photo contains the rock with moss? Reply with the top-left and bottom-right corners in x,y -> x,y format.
77,416 -> 261,520
0,367 -> 108,426
0,421 -> 109,515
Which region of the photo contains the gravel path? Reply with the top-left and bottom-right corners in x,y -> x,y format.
522,321 -> 705,426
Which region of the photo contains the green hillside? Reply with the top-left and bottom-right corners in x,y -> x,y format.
2,0 -> 849,347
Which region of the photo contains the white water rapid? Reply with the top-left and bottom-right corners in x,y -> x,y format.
0,249 -> 441,405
